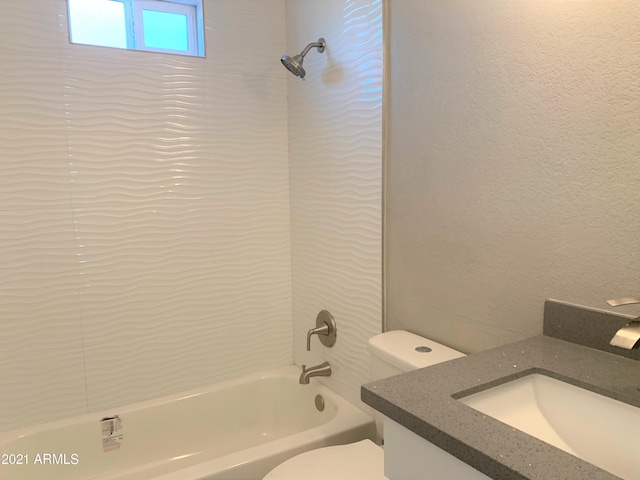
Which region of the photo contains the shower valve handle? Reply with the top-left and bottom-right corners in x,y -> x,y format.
306,324 -> 330,351
306,310 -> 337,351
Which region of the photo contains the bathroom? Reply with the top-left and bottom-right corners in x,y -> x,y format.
0,0 -> 638,478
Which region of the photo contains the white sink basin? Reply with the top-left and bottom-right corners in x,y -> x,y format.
459,373 -> 640,480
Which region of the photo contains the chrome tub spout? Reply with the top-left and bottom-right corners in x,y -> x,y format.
299,362 -> 331,384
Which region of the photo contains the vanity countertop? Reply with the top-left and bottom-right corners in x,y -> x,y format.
362,334 -> 640,480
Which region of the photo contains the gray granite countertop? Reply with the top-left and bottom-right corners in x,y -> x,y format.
362,334 -> 640,480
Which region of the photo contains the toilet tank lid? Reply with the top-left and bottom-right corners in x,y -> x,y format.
368,330 -> 465,371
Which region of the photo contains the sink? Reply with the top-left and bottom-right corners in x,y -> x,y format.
458,373 -> 640,480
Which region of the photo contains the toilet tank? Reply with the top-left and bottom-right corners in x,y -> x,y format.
367,331 -> 465,443
368,330 -> 466,381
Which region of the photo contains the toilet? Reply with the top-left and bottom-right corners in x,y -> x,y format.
263,330 -> 465,480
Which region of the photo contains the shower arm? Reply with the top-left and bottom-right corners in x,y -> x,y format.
299,39 -> 326,58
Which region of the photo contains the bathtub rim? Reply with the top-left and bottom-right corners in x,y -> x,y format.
0,366 -> 329,441
0,365 -> 375,480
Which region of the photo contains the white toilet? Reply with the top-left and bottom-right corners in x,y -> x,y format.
263,330 -> 465,480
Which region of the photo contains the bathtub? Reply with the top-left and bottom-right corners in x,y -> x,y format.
0,366 -> 375,480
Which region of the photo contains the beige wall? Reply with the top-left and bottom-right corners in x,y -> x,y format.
386,0 -> 640,353
286,0 -> 383,409
0,0 -> 292,431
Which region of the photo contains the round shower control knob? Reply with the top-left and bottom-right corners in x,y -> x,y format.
316,310 -> 337,348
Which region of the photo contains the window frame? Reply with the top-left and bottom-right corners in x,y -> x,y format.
133,0 -> 200,56
67,0 -> 205,57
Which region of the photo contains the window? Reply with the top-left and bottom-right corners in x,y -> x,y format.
67,0 -> 205,57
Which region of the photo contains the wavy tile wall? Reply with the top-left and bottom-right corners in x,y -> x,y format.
0,0 -> 291,429
0,209 -> 88,431
287,0 -> 383,410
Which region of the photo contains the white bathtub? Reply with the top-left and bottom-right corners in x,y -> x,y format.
0,366 -> 375,480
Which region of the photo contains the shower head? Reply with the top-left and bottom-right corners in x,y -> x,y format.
281,38 -> 326,79
281,54 -> 306,78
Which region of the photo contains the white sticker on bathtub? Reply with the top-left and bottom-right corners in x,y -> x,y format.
100,416 -> 123,453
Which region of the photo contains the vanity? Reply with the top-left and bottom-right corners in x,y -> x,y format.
362,301 -> 640,480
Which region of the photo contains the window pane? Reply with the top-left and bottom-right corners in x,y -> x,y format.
141,10 -> 189,52
68,0 -> 127,49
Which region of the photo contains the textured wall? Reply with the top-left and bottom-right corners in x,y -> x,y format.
386,0 -> 640,353
0,0 -> 292,431
286,0 -> 383,410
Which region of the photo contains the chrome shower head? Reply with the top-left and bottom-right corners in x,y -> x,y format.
281,38 -> 326,79
281,54 -> 306,78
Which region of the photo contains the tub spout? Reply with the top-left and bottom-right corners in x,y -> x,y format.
299,362 -> 331,385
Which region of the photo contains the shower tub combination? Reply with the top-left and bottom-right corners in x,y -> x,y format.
0,366 -> 374,480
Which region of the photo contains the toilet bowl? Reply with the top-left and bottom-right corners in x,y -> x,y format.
263,439 -> 384,480
263,331 -> 465,480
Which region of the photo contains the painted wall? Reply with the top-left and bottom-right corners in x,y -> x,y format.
0,0 -> 292,431
286,0 -> 384,409
386,1 -> 640,353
